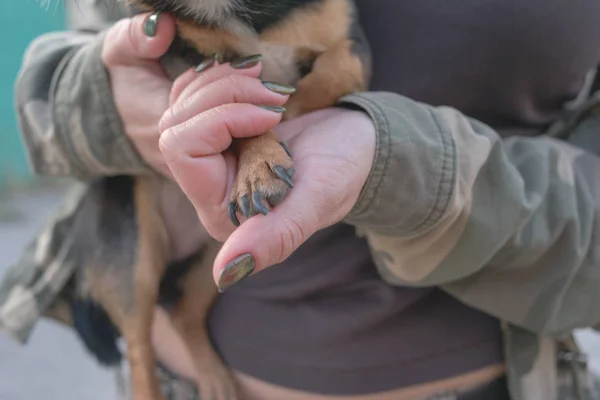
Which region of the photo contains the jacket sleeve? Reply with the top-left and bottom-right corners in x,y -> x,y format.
15,0 -> 152,181
339,90 -> 600,337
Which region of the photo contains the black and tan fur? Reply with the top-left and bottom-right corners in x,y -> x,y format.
68,1 -> 372,399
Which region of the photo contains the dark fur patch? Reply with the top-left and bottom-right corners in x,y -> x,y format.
158,249 -> 204,311
347,4 -> 372,85
238,0 -> 325,32
69,247 -> 200,368
66,176 -> 136,365
167,34 -> 207,66
69,296 -> 122,366
66,175 -> 202,367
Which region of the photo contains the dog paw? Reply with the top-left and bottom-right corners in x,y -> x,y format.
228,138 -> 294,227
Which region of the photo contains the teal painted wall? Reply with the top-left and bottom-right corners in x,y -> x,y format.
0,1 -> 65,187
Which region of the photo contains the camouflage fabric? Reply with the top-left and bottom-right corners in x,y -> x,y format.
3,0 -> 600,399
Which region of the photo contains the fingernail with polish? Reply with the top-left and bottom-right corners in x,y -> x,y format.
217,253 -> 255,293
144,12 -> 162,37
262,81 -> 296,95
195,54 -> 217,73
257,105 -> 286,113
230,54 -> 263,69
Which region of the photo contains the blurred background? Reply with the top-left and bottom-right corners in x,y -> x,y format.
0,0 -> 62,187
0,1 -> 115,399
1,1 -> 600,400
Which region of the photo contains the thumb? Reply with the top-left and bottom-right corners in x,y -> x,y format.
213,180 -> 329,292
102,12 -> 177,67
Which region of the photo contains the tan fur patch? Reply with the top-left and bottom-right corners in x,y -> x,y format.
230,130 -> 294,203
282,39 -> 366,119
259,0 -> 352,49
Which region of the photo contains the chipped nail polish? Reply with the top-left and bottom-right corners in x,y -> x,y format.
217,254 -> 255,292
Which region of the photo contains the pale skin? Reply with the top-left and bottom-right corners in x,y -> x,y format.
103,11 -> 376,284
104,12 -> 505,399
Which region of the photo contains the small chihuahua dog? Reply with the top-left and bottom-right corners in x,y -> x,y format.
67,0 -> 372,399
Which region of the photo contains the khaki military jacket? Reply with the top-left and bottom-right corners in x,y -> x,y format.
3,1 -> 600,399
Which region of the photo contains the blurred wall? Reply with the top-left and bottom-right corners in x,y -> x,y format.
0,1 -> 65,188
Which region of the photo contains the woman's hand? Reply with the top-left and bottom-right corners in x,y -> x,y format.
159,62 -> 376,291
102,12 -> 177,177
102,12 -> 219,262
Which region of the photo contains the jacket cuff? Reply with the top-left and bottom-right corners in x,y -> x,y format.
338,92 -> 457,236
53,32 -> 153,179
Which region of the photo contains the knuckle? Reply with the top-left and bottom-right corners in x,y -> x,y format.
204,105 -> 229,122
179,117 -> 198,138
213,75 -> 238,94
218,74 -> 251,95
179,89 -> 205,114
169,81 -> 185,104
158,127 -> 178,157
158,107 -> 175,133
212,105 -> 242,135
224,73 -> 244,86
158,136 -> 170,159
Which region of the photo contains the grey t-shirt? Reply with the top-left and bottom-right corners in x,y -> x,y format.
207,0 -> 600,395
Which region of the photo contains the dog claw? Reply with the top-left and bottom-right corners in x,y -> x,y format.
273,165 -> 294,188
252,192 -> 270,215
280,141 -> 292,157
228,202 -> 240,227
240,195 -> 251,218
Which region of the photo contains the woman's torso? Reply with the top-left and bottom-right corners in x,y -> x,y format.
206,0 -> 600,397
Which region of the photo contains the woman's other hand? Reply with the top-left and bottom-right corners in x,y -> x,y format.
102,12 -> 177,177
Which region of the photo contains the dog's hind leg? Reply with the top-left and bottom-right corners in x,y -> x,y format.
83,176 -> 169,400
126,177 -> 170,400
168,240 -> 239,400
